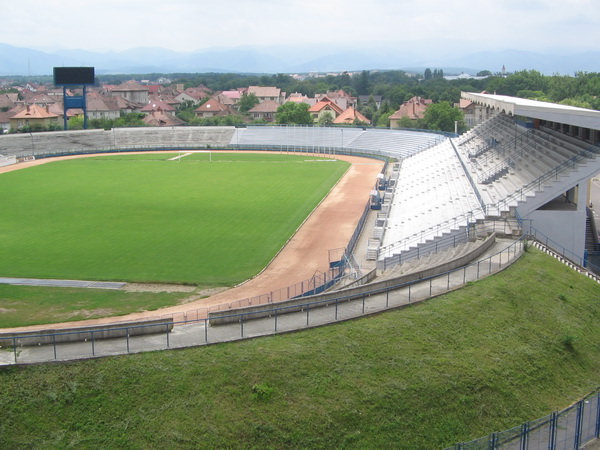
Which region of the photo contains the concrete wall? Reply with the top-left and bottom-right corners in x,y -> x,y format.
0,155 -> 16,167
0,318 -> 174,347
208,233 -> 497,325
522,182 -> 589,264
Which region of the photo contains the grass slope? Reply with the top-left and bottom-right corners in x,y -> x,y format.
0,152 -> 348,285
1,248 -> 599,448
0,284 -> 192,328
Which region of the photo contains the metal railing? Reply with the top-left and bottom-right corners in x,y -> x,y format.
0,236 -> 524,365
447,389 -> 600,449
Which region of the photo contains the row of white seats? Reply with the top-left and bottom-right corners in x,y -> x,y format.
233,126 -> 445,158
380,140 -> 483,253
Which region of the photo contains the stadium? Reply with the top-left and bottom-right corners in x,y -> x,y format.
1,92 -> 600,447
1,92 -> 600,339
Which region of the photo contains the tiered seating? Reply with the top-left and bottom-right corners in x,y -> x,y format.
0,127 -> 236,158
113,127 -> 235,149
0,129 -> 114,157
455,114 -> 600,216
232,126 -> 446,157
348,128 -> 445,158
376,140 -> 484,261
232,126 -> 364,149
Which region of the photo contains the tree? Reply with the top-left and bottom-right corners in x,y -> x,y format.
318,111 -> 334,125
353,70 -> 370,96
276,102 -> 312,125
238,93 -> 259,113
422,101 -> 465,133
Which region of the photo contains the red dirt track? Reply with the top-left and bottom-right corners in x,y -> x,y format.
0,152 -> 383,331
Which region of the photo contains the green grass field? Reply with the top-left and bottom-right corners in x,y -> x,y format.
0,152 -> 349,285
1,248 -> 599,448
0,284 -> 192,328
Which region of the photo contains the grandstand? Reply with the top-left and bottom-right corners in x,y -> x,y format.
373,96 -> 600,271
230,126 -> 445,158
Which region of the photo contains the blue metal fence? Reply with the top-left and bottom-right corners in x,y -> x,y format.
447,389 -> 600,449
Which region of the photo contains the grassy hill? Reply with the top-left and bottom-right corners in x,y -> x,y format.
1,247 -> 600,448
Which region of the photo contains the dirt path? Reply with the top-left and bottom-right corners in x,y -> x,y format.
0,151 -> 383,332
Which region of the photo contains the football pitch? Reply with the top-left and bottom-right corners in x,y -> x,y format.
0,152 -> 349,286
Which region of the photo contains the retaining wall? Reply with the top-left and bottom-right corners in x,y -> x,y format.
0,318 -> 174,347
208,233 -> 497,325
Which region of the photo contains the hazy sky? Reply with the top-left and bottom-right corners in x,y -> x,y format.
2,0 -> 599,53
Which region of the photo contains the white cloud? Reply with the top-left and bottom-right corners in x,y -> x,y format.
0,0 -> 598,52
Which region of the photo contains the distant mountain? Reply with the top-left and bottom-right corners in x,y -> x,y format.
0,42 -> 598,76
436,49 -> 600,75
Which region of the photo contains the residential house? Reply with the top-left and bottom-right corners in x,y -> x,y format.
316,89 -> 356,110
457,97 -> 489,128
389,96 -> 432,128
0,93 -> 16,111
216,90 -> 243,109
308,96 -> 344,123
141,99 -> 176,115
333,107 -> 371,125
108,80 -> 149,105
19,92 -> 57,107
112,95 -> 139,114
247,86 -> 286,104
287,92 -> 315,107
176,86 -> 211,105
194,98 -> 231,118
0,112 -> 11,133
248,100 -> 279,122
86,93 -> 121,121
9,104 -> 60,130
143,109 -> 185,127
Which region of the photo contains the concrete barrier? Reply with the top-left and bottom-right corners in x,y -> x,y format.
0,155 -> 16,167
0,318 -> 174,347
208,234 -> 497,325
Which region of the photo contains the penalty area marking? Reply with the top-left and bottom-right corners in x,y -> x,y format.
168,152 -> 193,161
168,150 -> 213,162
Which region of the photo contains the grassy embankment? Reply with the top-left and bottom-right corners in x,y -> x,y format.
1,247 -> 599,448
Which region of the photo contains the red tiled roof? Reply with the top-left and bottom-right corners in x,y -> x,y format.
195,98 -> 231,115
389,96 -> 432,120
333,107 -> 370,125
11,104 -> 59,119
308,98 -> 344,115
247,86 -> 281,98
141,98 -> 175,112
110,80 -> 148,92
142,110 -> 184,127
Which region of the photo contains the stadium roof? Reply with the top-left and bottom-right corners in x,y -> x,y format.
462,92 -> 600,131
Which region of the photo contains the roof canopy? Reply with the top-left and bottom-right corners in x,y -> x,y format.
462,92 -> 600,131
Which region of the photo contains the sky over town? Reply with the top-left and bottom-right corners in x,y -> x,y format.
2,0 -> 599,53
